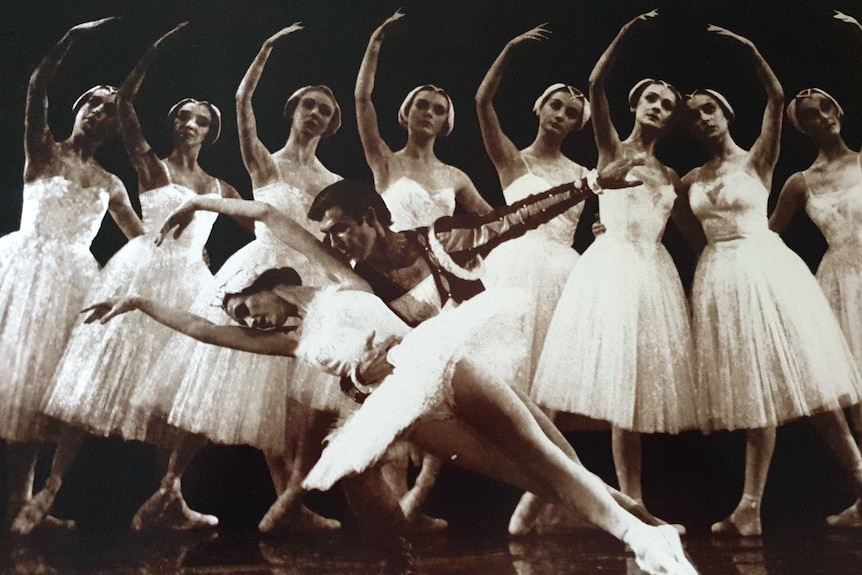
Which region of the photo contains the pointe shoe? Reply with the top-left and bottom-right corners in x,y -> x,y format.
508,493 -> 545,536
710,514 -> 761,537
11,477 -> 62,536
826,501 -> 862,528
165,494 -> 218,531
407,513 -> 448,534
131,486 -> 174,532
624,523 -> 698,575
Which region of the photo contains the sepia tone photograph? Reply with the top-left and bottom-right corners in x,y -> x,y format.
2,0 -> 862,572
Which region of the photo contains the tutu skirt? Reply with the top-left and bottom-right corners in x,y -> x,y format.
693,232 -> 862,431
816,240 -> 862,369
533,235 -> 698,433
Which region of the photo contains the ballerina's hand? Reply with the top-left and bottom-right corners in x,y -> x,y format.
623,9 -> 658,30
156,199 -> 197,246
595,155 -> 646,190
81,297 -> 138,324
153,21 -> 189,49
69,17 -> 120,35
707,24 -> 754,47
355,334 -> 401,384
266,22 -> 304,45
508,23 -> 551,46
834,10 -> 862,29
375,8 -> 405,36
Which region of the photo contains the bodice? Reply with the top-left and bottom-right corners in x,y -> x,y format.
140,184 -> 218,254
253,182 -> 321,242
382,177 -> 456,232
503,173 -> 582,245
598,177 -> 676,244
805,176 -> 862,252
17,176 -> 110,246
388,275 -> 443,325
689,171 -> 770,242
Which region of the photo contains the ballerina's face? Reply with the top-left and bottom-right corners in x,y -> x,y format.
406,90 -> 450,137
225,289 -> 299,331
291,90 -> 336,138
794,94 -> 842,140
538,91 -> 584,135
74,88 -> 119,141
633,84 -> 677,131
685,93 -> 729,141
171,102 -> 213,147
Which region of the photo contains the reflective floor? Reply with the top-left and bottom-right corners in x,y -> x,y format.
5,527 -> 862,574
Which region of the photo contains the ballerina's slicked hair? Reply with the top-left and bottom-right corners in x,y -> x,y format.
283,85 -> 342,139
533,83 -> 592,132
786,88 -> 845,133
167,98 -> 222,144
398,85 -> 455,137
684,88 -> 736,122
627,78 -> 682,111
72,85 -> 119,116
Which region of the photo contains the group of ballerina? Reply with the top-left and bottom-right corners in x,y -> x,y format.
4,7 -> 862,574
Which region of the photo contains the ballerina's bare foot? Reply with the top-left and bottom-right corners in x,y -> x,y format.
711,505 -> 761,537
827,500 -> 862,528
624,523 -> 698,575
508,492 -> 546,536
11,477 -> 62,536
407,513 -> 448,533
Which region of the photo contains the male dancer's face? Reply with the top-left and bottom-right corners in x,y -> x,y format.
318,206 -> 378,263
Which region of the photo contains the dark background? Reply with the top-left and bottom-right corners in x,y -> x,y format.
2,0 -> 862,537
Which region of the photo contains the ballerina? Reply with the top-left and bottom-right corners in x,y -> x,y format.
762,9 -> 862,530
89,184 -> 696,575
682,22 -> 862,536
14,22 -> 241,535
532,10 -> 700,532
0,17 -> 143,531
141,22 -> 346,534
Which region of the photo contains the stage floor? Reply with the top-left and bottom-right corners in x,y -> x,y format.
5,526 -> 862,574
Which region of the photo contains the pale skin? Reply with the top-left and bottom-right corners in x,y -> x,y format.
587,11 -> 704,527
93,191 -> 696,575
683,22 -> 862,536
356,10 -> 491,215
767,10 -> 862,528
13,22 -> 239,536
7,17 -> 144,533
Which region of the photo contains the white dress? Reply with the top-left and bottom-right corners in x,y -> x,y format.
691,170 -> 862,431
533,175 -> 698,434
299,286 -> 530,491
140,180 -> 350,455
45,180 -> 219,441
480,171 -> 583,389
381,177 -> 456,232
804,168 -> 862,369
0,176 -> 113,441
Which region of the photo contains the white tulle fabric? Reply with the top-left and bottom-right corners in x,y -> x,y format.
381,177 -> 456,232
533,179 -> 697,433
480,172 -> 583,389
45,184 -> 218,441
301,286 -> 530,491
691,170 -> 862,431
804,170 -> 862,369
0,176 -> 112,441
139,182 -> 350,454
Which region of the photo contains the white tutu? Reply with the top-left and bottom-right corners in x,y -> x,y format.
479,173 -> 582,390
691,171 -> 862,431
45,184 -> 218,442
0,176 -> 110,441
381,177 -> 456,232
533,182 -> 698,433
300,287 -> 530,491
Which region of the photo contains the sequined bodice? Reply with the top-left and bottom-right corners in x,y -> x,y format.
805,175 -> 862,251
689,171 -> 769,242
388,275 -> 443,325
17,176 -> 110,245
503,173 -> 582,245
598,178 -> 675,243
382,177 -> 456,232
253,182 -> 321,242
140,184 -> 218,254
